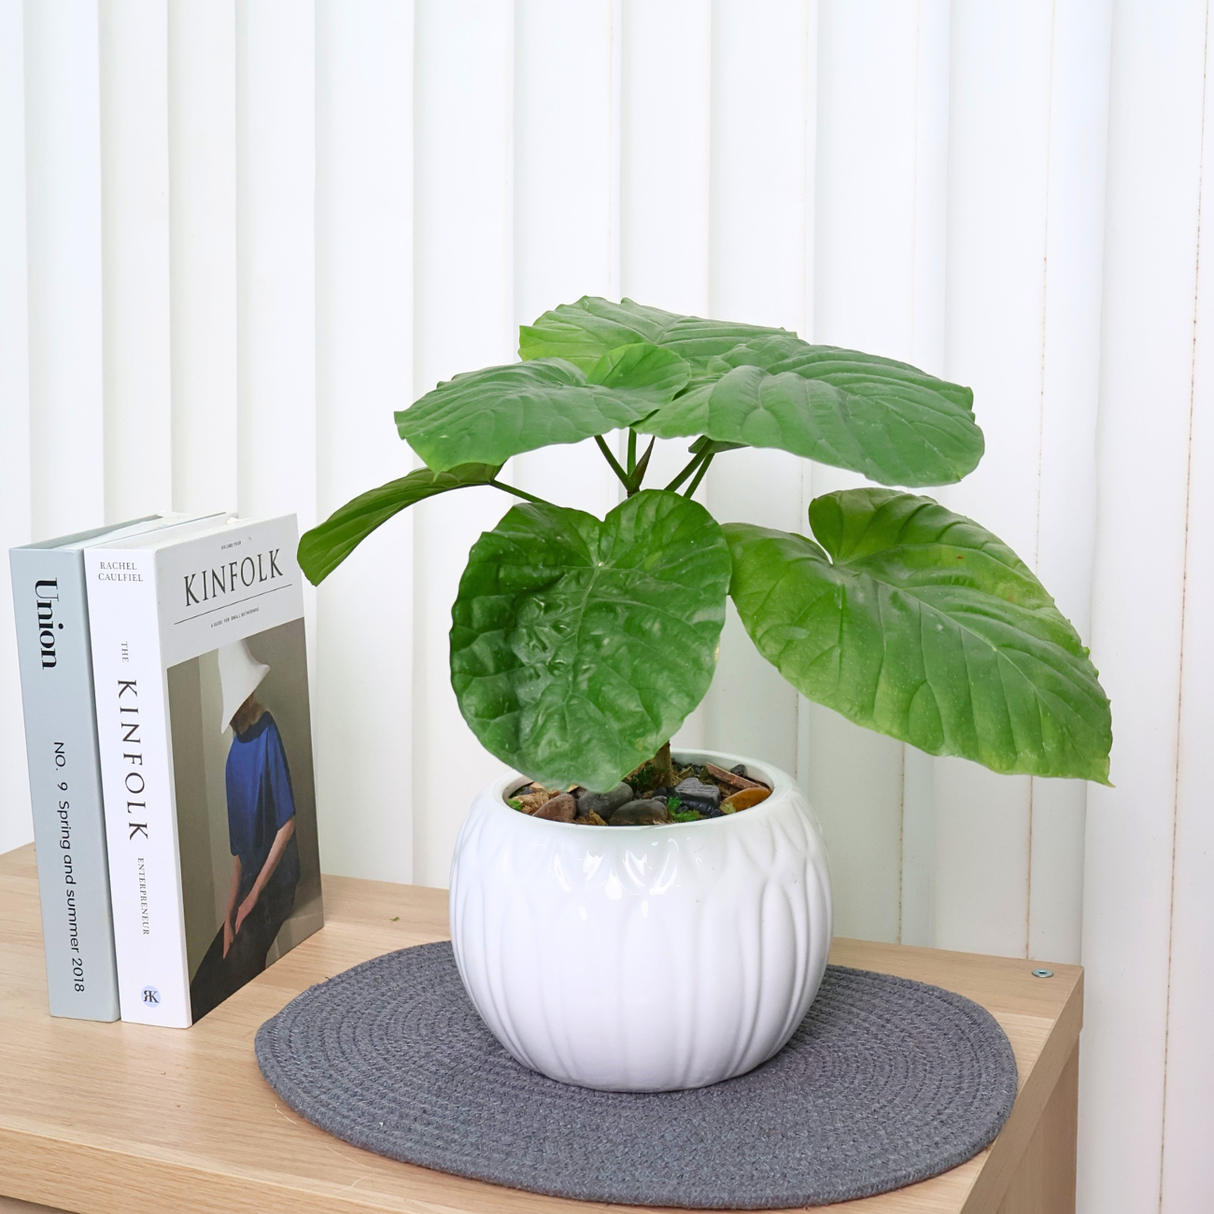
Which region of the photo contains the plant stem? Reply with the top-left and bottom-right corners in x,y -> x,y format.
627,429 -> 638,476
595,435 -> 631,489
627,435 -> 656,496
488,479 -> 555,508
665,450 -> 706,493
683,453 -> 714,498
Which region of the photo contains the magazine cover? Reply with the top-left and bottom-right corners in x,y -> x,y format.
168,619 -> 324,1022
86,515 -> 323,1026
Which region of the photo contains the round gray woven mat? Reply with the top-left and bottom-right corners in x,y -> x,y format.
255,941 -> 1017,1209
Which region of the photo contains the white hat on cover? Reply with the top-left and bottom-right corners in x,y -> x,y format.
217,638 -> 270,734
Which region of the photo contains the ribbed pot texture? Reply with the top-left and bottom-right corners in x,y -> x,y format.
448,750 -> 833,1092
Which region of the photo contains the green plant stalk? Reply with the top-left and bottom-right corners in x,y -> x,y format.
683,454 -> 714,498
627,429 -> 638,476
595,435 -> 631,490
665,449 -> 707,493
488,479 -> 556,509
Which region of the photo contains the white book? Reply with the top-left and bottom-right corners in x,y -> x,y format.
9,513 -> 226,1021
85,515 -> 324,1026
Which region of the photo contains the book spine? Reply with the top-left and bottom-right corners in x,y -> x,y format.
9,549 -> 121,1021
85,549 -> 192,1027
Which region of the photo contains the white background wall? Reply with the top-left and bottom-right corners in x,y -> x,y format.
0,2 -> 1209,1209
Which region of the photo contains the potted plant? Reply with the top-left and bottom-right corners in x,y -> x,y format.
299,296 -> 1111,1092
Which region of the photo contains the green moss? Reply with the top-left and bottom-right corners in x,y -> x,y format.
668,795 -> 701,823
627,761 -> 657,795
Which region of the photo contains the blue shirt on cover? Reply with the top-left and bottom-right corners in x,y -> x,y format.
226,711 -> 300,897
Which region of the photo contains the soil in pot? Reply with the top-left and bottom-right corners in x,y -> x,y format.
505,741 -> 772,826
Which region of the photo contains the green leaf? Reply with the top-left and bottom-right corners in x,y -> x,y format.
298,463 -> 499,585
638,336 -> 982,487
723,489 -> 1112,783
520,296 -> 786,374
522,298 -> 981,486
451,490 -> 732,791
586,341 -> 691,398
395,350 -> 684,472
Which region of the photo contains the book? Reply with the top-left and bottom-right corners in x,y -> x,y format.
85,515 -> 324,1026
9,513 -> 225,1021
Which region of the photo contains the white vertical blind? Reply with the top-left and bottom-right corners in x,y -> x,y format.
314,0 -> 415,882
99,0 -> 172,522
1084,1 -> 1209,1209
411,0 -> 516,888
1162,64 -> 1214,1202
1027,0 -> 1111,967
512,0 -> 621,525
23,1 -> 105,541
167,0 -> 238,517
235,0 -> 315,526
935,3 -> 1051,961
2,3 -> 1211,1206
703,0 -> 813,781
0,0 -> 32,858
809,1 -> 924,947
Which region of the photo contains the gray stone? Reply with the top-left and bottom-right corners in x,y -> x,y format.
608,798 -> 671,826
674,778 -> 720,810
577,781 -> 633,820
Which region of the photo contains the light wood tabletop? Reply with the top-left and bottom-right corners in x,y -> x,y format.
0,843 -> 1081,1213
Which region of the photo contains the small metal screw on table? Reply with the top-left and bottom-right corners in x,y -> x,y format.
1032,968 -> 1054,978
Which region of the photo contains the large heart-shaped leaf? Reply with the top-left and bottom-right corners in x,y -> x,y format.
520,296 -> 786,373
298,464 -> 500,584
395,345 -> 688,472
451,489 -> 732,791
724,489 -> 1112,782
638,336 -> 982,486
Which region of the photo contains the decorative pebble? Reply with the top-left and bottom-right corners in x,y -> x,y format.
608,798 -> 671,826
722,786 -> 771,813
577,782 -> 634,820
535,792 -> 576,822
674,777 -> 720,810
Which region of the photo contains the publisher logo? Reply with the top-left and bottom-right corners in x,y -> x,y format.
141,985 -> 160,1006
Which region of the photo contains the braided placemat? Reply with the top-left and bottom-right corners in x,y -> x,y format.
255,941 -> 1017,1209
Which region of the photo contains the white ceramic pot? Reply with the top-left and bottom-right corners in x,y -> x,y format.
448,750 -> 833,1092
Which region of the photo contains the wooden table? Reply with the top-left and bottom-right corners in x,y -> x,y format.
0,843 -> 1081,1213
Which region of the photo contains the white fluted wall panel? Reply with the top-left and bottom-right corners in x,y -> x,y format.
411,0 -> 517,889
1084,2 -> 1209,1210
2,3 -> 1211,1208
99,0 -> 172,522
0,0 -> 31,859
24,1 -> 105,541
168,0 -> 238,517
314,0 -> 415,882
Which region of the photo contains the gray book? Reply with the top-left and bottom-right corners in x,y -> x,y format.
10,514 -> 224,1020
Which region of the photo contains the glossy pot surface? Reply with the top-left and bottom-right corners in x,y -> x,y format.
448,750 -> 833,1091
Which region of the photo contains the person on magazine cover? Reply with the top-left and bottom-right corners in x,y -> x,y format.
189,638 -> 300,1021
